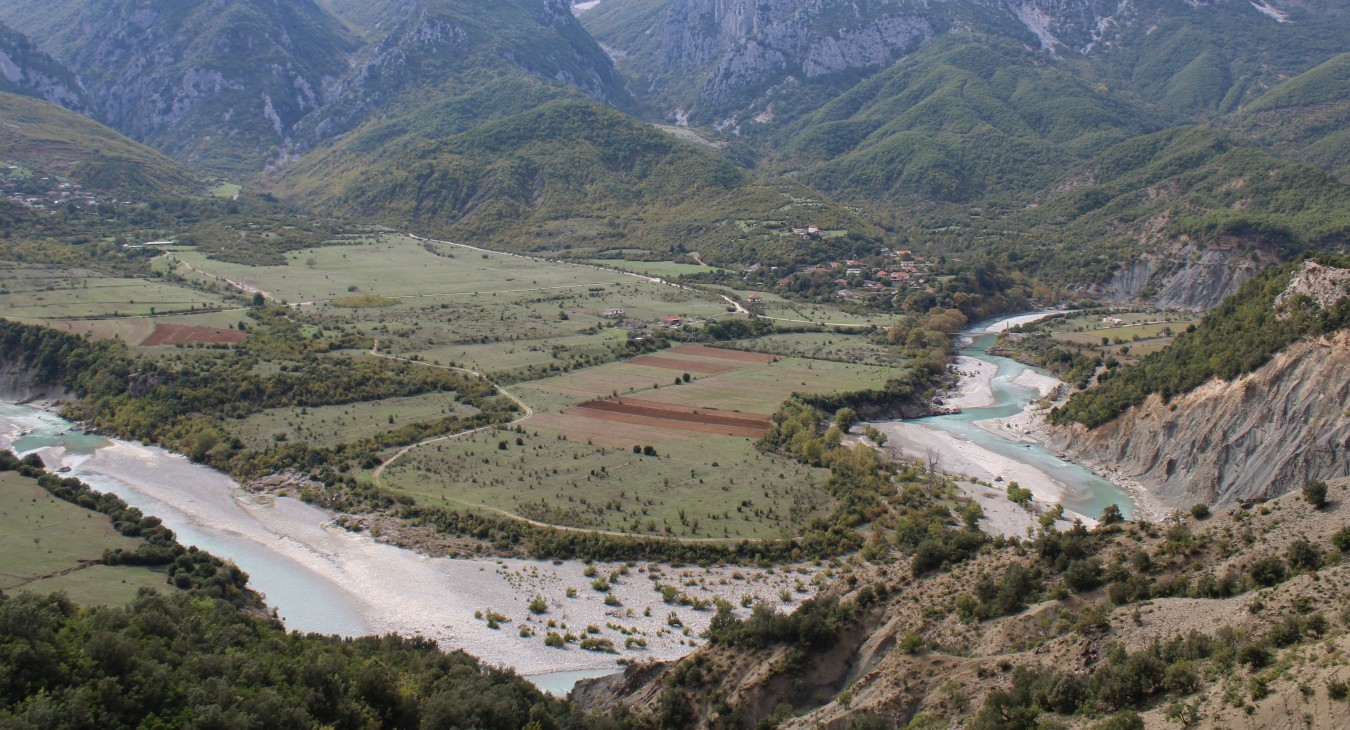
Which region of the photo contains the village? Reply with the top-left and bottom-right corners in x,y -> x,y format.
760,240 -> 935,303
0,167 -> 119,211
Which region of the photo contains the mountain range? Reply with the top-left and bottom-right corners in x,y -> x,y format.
0,0 -> 1345,300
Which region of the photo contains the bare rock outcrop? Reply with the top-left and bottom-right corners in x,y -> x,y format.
1049,330 -> 1350,508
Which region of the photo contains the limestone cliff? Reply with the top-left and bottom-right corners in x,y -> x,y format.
0,21 -> 89,114
1050,330 -> 1350,508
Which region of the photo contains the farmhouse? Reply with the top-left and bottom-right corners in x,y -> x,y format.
1103,316 -> 1124,325
746,294 -> 762,303
660,315 -> 683,326
602,308 -> 625,318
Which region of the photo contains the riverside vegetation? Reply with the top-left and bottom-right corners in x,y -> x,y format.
2,0 -> 1349,726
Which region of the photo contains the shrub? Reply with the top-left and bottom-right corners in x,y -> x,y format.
1303,479 -> 1329,509
1063,559 -> 1104,593
1249,557 -> 1286,587
1189,503 -> 1210,520
1329,679 -> 1348,701
1332,527 -> 1350,552
1287,539 -> 1323,572
528,595 -> 548,614
544,632 -> 564,648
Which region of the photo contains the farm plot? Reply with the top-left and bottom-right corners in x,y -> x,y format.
12,310 -> 250,350
379,424 -> 832,540
569,398 -> 772,438
719,332 -> 910,366
141,323 -> 247,346
0,471 -> 168,605
1019,310 -> 1199,367
384,348 -> 893,538
228,392 -> 478,450
0,262 -> 233,320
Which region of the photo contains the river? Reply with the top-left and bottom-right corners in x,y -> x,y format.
930,330 -> 1133,519
872,313 -> 1138,525
0,402 -> 806,694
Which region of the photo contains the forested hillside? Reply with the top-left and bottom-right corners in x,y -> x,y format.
1052,253 -> 1350,428
282,99 -> 882,265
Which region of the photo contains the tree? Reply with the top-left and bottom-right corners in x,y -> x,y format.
1303,479 -> 1329,509
1099,503 -> 1124,525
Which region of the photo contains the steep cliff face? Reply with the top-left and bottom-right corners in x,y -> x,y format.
0,22 -> 89,114
293,0 -> 632,148
1051,330 -> 1350,508
1090,238 -> 1280,310
591,0 -> 1344,124
0,0 -> 359,176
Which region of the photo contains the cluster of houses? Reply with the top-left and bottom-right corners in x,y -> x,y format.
599,308 -> 685,328
768,247 -> 933,301
0,171 -> 129,212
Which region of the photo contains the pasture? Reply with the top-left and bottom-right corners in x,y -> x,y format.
173,234 -> 738,378
0,471 -> 168,604
1024,310 -> 1199,366
382,345 -> 895,538
229,392 -> 478,450
720,332 -> 910,366
0,262 -> 234,320
380,423 -> 832,541
588,259 -> 730,278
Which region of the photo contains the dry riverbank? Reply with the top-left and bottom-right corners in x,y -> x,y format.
1,405 -> 816,680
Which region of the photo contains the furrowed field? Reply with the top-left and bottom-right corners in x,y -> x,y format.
7,232 -> 912,542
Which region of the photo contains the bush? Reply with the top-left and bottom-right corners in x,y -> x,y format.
1303,479 -> 1329,509
544,632 -> 564,648
1329,679 -> 1349,701
1063,559 -> 1104,593
1332,527 -> 1350,552
1189,503 -> 1210,520
1287,539 -> 1323,572
528,594 -> 548,614
1249,556 -> 1286,587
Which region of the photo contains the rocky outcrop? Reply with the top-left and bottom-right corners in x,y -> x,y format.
638,0 -> 1188,120
294,0 -> 631,148
0,22 -> 90,114
1090,238 -> 1279,310
1049,330 -> 1350,508
0,0 -> 359,175
0,362 -> 69,404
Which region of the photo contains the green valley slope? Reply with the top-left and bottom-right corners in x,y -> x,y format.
0,92 -> 196,197
280,99 -> 881,265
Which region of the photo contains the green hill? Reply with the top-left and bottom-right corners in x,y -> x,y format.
1226,52 -> 1350,181
779,36 -> 1153,204
1085,0 -> 1350,118
0,92 -> 196,197
281,99 -> 880,265
1012,127 -> 1350,284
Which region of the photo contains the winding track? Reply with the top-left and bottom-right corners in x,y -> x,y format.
162,231 -> 889,542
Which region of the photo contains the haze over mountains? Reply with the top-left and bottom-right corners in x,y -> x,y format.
3,2 -> 1350,727
0,0 -> 1342,307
